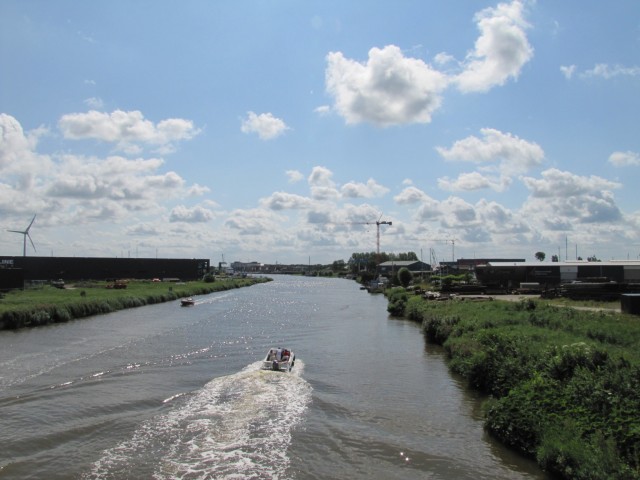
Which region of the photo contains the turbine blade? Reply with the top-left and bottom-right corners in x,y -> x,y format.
26,214 -> 36,232
7,229 -> 25,234
27,233 -> 36,252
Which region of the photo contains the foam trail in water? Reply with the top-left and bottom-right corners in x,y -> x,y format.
86,361 -> 310,479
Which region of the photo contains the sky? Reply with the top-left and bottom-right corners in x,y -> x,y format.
1,0 -> 639,266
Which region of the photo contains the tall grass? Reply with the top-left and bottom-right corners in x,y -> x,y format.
404,295 -> 640,479
0,278 -> 269,330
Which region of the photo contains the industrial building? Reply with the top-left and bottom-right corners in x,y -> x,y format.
378,260 -> 431,276
0,256 -> 210,288
475,260 -> 640,291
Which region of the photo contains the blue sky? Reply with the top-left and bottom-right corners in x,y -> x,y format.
1,0 -> 639,265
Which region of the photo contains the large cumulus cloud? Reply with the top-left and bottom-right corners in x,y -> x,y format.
324,1 -> 533,127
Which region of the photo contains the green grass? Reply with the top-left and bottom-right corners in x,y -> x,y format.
546,297 -> 621,310
0,277 -> 269,329
402,295 -> 640,479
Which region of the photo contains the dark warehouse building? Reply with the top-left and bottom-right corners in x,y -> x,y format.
0,256 -> 210,285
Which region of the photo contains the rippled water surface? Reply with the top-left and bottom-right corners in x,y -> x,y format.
0,276 -> 546,479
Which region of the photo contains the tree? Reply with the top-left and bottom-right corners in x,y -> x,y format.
331,260 -> 346,273
359,270 -> 375,285
348,251 -> 417,275
397,267 -> 412,288
348,252 -> 378,275
535,251 -> 546,262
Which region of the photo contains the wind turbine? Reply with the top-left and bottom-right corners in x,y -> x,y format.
8,214 -> 37,256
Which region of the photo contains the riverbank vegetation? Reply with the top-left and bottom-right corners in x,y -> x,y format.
387,288 -> 640,479
0,277 -> 270,330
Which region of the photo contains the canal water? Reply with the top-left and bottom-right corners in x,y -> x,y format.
0,276 -> 546,479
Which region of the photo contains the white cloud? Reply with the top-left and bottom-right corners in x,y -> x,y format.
521,168 -> 622,224
434,52 -> 456,66
58,110 -> 200,153
84,97 -> 104,109
46,155 -> 185,208
314,105 -> 331,116
476,199 -> 529,234
454,0 -> 533,93
0,114 -> 204,232
260,192 -> 313,210
240,111 -> 289,140
224,208 -> 281,235
286,169 -> 304,183
416,200 -> 441,221
325,45 -> 449,127
394,186 -> 429,205
438,171 -> 509,192
522,168 -> 620,198
393,186 -> 441,221
581,63 -> 640,79
169,204 -> 215,223
126,223 -> 159,236
0,113 -> 38,169
0,113 -> 53,191
340,203 -> 385,225
560,65 -> 576,79
436,128 -> 544,177
341,178 -> 389,198
323,1 -> 533,126
308,166 -> 334,186
187,184 -> 211,196
609,150 -> 640,167
308,166 -> 339,200
441,196 -> 478,225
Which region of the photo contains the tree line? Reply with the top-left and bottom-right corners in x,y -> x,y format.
346,251 -> 418,274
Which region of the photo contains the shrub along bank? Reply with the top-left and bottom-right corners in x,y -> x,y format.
387,288 -> 640,479
0,277 -> 270,330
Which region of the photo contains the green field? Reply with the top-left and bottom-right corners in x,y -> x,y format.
388,289 -> 640,479
0,277 -> 269,330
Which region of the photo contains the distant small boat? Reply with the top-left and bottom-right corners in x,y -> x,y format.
180,297 -> 195,307
261,347 -> 295,372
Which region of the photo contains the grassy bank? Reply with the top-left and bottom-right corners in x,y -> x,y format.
389,289 -> 640,479
0,277 -> 270,330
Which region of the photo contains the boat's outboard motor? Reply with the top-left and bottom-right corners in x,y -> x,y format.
272,360 -> 279,371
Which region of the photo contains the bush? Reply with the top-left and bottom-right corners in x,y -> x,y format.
405,296 -> 426,322
484,373 -> 551,456
386,287 -> 409,316
537,422 -> 631,479
422,313 -> 460,345
545,342 -> 608,381
393,295 -> 640,478
397,267 -> 412,288
486,349 -> 640,477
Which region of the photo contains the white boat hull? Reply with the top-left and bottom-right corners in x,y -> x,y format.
261,348 -> 295,372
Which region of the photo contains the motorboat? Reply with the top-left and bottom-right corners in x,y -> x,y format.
261,347 -> 295,372
180,297 -> 195,307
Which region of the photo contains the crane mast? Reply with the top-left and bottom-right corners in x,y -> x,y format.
374,220 -> 392,256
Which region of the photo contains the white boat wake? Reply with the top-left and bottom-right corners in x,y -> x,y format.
86,361 -> 310,479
